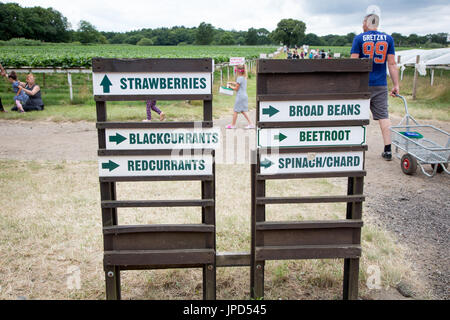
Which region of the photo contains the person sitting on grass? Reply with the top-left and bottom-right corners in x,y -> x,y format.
18,73 -> 44,111
225,65 -> 254,129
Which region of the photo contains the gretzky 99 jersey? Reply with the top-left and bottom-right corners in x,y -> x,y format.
351,30 -> 395,86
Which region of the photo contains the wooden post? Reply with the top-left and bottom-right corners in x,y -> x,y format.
412,55 -> 420,100
430,69 -> 435,86
67,72 -> 73,103
343,176 -> 364,300
397,55 -> 402,81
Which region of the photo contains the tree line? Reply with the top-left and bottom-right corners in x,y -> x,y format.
0,2 -> 447,48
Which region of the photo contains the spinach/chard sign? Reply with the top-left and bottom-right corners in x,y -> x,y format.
93,72 -> 212,95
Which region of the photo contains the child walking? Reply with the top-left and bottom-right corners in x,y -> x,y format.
143,100 -> 166,122
226,65 -> 254,129
7,71 -> 28,113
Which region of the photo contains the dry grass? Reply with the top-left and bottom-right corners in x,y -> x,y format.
0,160 -> 428,300
388,70 -> 450,121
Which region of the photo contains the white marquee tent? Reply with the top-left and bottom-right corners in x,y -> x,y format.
395,48 -> 450,78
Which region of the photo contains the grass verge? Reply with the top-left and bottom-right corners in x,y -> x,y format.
0,160 -> 428,299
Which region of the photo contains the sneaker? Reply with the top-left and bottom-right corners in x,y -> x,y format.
226,124 -> 236,129
381,151 -> 392,161
245,124 -> 255,129
159,112 -> 166,121
142,119 -> 150,122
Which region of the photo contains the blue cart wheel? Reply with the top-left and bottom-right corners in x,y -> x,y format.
401,154 -> 417,175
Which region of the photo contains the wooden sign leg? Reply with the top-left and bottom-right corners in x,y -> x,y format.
251,158 -> 266,299
343,258 -> 360,300
105,266 -> 121,300
343,176 -> 364,300
202,155 -> 216,300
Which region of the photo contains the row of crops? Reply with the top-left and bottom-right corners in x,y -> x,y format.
0,44 -> 279,68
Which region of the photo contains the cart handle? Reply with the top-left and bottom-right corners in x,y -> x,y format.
394,94 -> 409,116
394,94 -> 418,127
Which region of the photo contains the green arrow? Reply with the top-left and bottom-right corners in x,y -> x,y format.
274,132 -> 287,142
260,158 -> 273,169
102,160 -> 119,172
109,133 -> 127,145
262,105 -> 279,117
100,75 -> 112,93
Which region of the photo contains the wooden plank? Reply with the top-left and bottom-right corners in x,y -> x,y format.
216,252 -> 251,267
104,230 -> 212,251
99,175 -> 213,182
257,93 -> 371,101
103,224 -> 215,234
94,94 -> 212,102
257,73 -> 369,96
93,58 -> 213,73
256,195 -> 365,205
256,244 -> 361,260
256,220 -> 363,230
119,264 -> 204,270
97,121 -> 213,129
259,145 -> 368,154
104,249 -> 215,266
257,171 -> 366,180
101,199 -> 214,208
257,58 -> 372,73
258,224 -> 362,247
98,149 -> 214,156
257,120 -> 370,128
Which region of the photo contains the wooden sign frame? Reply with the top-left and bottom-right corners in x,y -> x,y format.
251,59 -> 371,300
94,58 -> 216,300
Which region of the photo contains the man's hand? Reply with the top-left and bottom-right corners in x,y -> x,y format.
390,85 -> 399,97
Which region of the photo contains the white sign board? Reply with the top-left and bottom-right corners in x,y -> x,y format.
105,128 -> 221,150
99,154 -> 213,177
259,151 -> 364,175
92,72 -> 212,95
229,57 -> 245,66
260,53 -> 267,59
333,53 -> 341,58
258,126 -> 366,148
259,99 -> 370,122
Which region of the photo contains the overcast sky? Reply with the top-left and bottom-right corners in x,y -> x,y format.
5,0 -> 450,36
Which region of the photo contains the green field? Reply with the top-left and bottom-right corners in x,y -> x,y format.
0,45 -> 448,122
0,44 -> 279,67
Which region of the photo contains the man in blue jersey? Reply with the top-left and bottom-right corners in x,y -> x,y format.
351,13 -> 399,161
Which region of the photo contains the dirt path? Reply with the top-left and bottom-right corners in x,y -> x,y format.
0,114 -> 449,299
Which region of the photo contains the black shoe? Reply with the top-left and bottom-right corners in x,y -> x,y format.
381,151 -> 392,161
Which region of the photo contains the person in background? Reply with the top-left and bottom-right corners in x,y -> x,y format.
321,49 -> 326,59
19,73 -> 44,111
0,97 -> 5,112
300,50 -> 305,59
3,71 -> 27,113
143,100 -> 165,122
226,65 -> 254,129
308,51 -> 313,59
293,49 -> 300,59
350,11 -> 399,161
0,63 -> 5,111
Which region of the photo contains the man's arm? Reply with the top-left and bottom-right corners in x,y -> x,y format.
0,63 -> 6,77
350,53 -> 359,59
387,54 -> 399,96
